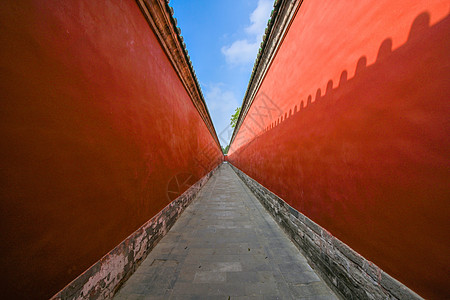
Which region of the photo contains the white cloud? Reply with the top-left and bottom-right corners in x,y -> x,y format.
204,83 -> 239,146
221,40 -> 259,65
245,0 -> 273,37
221,0 -> 272,66
204,83 -> 238,113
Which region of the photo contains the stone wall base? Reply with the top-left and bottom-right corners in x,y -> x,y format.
51,165 -> 219,300
229,163 -> 422,300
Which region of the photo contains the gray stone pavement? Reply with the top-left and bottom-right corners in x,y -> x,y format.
114,163 -> 338,299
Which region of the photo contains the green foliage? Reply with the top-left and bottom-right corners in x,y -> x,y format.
221,145 -> 230,154
221,106 -> 241,155
230,106 -> 241,128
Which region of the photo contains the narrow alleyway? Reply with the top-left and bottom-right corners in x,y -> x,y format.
114,163 -> 337,299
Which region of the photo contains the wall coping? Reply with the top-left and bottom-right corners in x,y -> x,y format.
135,0 -> 220,149
230,0 -> 303,148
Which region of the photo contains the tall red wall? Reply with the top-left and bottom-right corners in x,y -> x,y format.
0,1 -> 222,299
228,1 -> 449,298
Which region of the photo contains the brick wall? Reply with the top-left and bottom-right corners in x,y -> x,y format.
230,163 -> 422,300
52,165 -> 219,299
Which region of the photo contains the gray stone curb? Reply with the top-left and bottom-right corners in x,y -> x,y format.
228,162 -> 422,300
51,165 -> 220,300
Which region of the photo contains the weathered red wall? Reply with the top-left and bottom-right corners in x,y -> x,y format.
229,1 -> 449,298
0,1 -> 222,298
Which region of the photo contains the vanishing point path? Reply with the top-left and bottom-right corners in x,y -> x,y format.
114,163 -> 338,299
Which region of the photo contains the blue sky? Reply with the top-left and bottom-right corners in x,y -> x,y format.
170,0 -> 273,147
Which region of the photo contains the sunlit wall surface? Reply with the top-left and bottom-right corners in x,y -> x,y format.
229,1 -> 450,298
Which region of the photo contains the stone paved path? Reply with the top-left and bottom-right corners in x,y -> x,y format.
114,163 -> 338,299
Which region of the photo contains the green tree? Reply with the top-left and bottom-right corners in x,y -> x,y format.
221,145 -> 230,154
230,106 -> 241,128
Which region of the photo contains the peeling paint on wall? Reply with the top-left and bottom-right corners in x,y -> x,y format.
228,1 -> 450,298
0,0 -> 222,298
51,165 -> 218,300
230,163 -> 423,300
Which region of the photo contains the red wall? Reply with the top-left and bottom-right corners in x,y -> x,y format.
229,1 -> 449,298
0,1 -> 222,298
